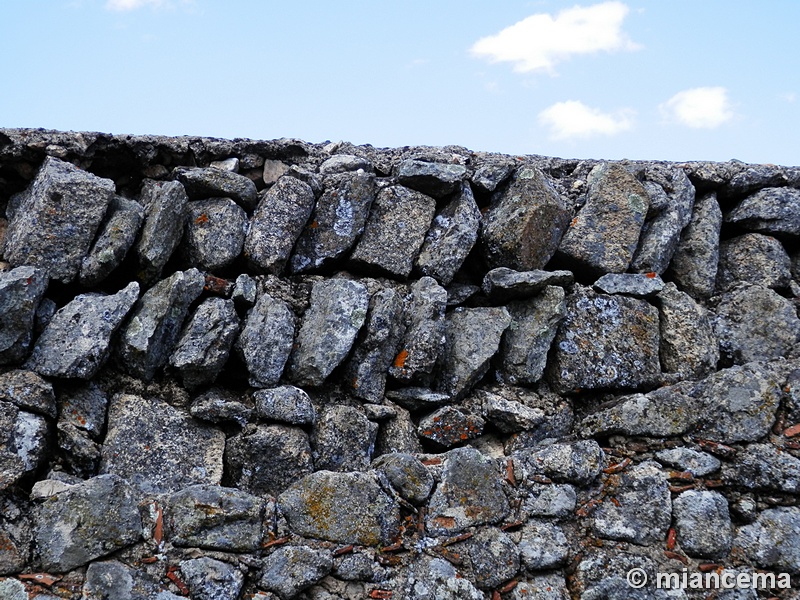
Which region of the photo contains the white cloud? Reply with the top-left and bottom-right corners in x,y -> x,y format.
538,100 -> 634,140
780,92 -> 797,104
660,87 -> 734,129
470,1 -> 640,74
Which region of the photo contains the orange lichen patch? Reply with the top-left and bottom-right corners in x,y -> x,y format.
309,220 -> 319,229
194,213 -> 209,225
431,516 -> 456,529
369,591 -> 393,599
393,349 -> 409,369
570,216 -> 579,227
645,272 -> 657,278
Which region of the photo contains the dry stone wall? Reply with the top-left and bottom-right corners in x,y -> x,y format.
0,128 -> 800,599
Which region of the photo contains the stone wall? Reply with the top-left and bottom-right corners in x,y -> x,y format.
0,128 -> 799,599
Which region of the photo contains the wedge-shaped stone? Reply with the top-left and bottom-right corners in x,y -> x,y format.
181,197 -> 248,271
0,266 -> 48,365
80,196 -> 144,286
4,156 -> 115,283
134,179 -> 188,283
174,166 -> 258,210
668,192 -> 721,299
236,293 -> 296,388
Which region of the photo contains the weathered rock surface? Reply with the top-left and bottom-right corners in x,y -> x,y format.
557,163 -> 649,275
236,292 -> 296,388
591,460 -> 671,545
592,272 -> 664,297
514,440 -> 604,486
435,306 -> 511,400
83,560 -> 183,600
343,287 -> 404,402
244,175 -> 315,274
4,156 -> 115,283
169,297 -> 240,387
669,191 -> 722,298
350,184 -> 436,278
180,557 -> 245,600
425,447 -> 509,535
101,394 -> 225,494
290,171 -> 375,273
279,470 -> 400,545
288,278 -> 369,387
174,166 -> 258,210
418,406 -> 485,448
253,385 -> 315,425
519,520 -> 570,570
673,490 -> 732,558
389,276 -> 447,385
26,282 -> 139,379
134,179 -> 188,283
501,286 -> 566,385
415,183 -> 481,284
115,269 -> 205,381
396,158 -> 466,198
726,186 -> 800,238
716,233 -> 791,291
33,474 -> 142,572
724,443 -> 800,493
483,267 -> 573,302
181,197 -> 248,272
0,369 -> 56,418
80,196 -> 144,286
403,555 -> 484,600
549,287 -> 661,393
712,282 -> 800,364
735,507 -> 800,573
0,266 -> 48,364
655,447 -> 720,477
165,484 -> 265,551
224,424 -> 312,497
311,405 -> 377,472
190,388 -> 253,427
462,527 -> 520,589
372,452 -> 434,505
480,165 -> 571,271
259,546 -> 333,600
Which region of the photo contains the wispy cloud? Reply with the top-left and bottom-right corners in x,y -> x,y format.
780,92 -> 797,104
660,87 -> 734,129
538,100 -> 634,140
105,0 -> 193,11
470,1 -> 640,74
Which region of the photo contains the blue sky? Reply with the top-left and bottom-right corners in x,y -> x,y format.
2,1 -> 798,165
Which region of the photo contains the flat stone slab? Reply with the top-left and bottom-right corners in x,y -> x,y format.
592,272 -> 664,298
100,393 -> 225,494
483,267 -> 573,302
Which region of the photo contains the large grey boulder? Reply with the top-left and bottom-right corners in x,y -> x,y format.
435,306 -> 511,400
548,287 -> 661,393
165,484 -> 265,551
288,278 -> 369,387
279,470 -> 401,546
224,424 -> 313,497
630,165 -> 695,274
26,282 -> 139,379
343,287 -> 404,402
134,179 -> 188,283
79,196 -> 144,286
556,163 -> 649,275
389,277 -> 447,385
83,560 -> 183,600
290,171 -> 375,273
480,165 -> 571,271
0,266 -> 48,364
244,175 -> 315,274
415,183 -> 481,285
712,282 -> 800,364
514,440 -> 604,486
115,269 -> 205,381
33,475 -> 142,572
259,546 -> 333,600
425,447 -> 510,535
501,286 -> 566,385
169,297 -> 240,388
174,166 -> 258,210
396,158 -> 466,198
668,191 -> 722,298
716,233 -> 791,291
349,184 -> 436,278
725,186 -> 800,238
673,490 -> 732,559
735,507 -> 800,573
311,405 -> 377,472
656,282 -> 719,381
4,156 -> 115,283
235,293 -> 296,388
591,460 -> 671,545
100,393 -> 225,494
181,197 -> 248,271
180,557 -> 245,600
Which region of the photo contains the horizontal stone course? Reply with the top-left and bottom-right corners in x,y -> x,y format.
0,127 -> 798,598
